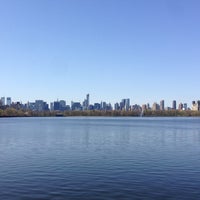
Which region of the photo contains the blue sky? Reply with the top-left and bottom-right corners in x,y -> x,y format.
0,0 -> 200,107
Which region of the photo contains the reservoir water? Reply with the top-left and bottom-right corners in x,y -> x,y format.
0,117 -> 200,199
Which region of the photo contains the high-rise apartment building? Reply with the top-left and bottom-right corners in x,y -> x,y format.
160,100 -> 164,111
191,101 -> 200,111
7,97 -> 12,106
114,103 -> 120,110
0,97 -> 5,106
120,99 -> 130,111
71,102 -> 82,111
125,99 -> 130,111
54,101 -> 60,111
183,103 -> 187,110
50,102 -> 54,111
152,102 -> 160,111
35,100 -> 44,111
101,102 -> 107,110
178,103 -> 183,110
142,104 -> 147,111
86,94 -> 89,108
83,94 -> 90,110
172,100 -> 176,110
94,103 -> 101,110
35,100 -> 48,111
59,100 -> 66,111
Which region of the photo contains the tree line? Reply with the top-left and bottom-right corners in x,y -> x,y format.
1,108 -> 200,117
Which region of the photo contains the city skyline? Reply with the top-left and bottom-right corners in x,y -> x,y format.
1,1 -> 200,105
1,94 -> 199,110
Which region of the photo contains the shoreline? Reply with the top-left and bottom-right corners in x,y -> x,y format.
1,109 -> 200,118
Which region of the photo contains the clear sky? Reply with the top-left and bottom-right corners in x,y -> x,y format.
0,0 -> 200,107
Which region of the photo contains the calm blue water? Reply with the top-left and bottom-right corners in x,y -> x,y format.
0,117 -> 200,199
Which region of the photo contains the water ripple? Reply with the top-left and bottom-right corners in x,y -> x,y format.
0,117 -> 200,199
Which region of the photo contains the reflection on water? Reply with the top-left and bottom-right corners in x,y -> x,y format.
0,117 -> 200,199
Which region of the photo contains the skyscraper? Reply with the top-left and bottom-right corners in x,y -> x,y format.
152,102 -> 160,111
59,100 -> 66,111
83,94 -> 90,110
160,100 -> 164,111
50,102 -> 54,111
0,97 -> 5,106
191,101 -> 200,111
120,99 -> 126,110
35,100 -> 49,111
35,100 -> 44,111
125,99 -> 130,111
172,100 -> 176,110
114,103 -> 120,110
178,103 -> 183,110
86,94 -> 89,108
120,99 -> 130,111
54,101 -> 60,111
142,104 -> 147,111
183,103 -> 187,110
7,97 -> 11,106
101,102 -> 107,110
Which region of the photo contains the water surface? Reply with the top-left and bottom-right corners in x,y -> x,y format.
0,117 -> 200,199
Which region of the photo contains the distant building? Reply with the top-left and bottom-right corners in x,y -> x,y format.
125,99 -> 130,111
191,101 -> 200,111
114,103 -> 120,110
53,101 -> 60,111
11,102 -> 23,110
178,103 -> 183,110
94,103 -> 101,110
51,100 -> 67,111
131,104 -> 141,112
88,105 -> 94,110
7,97 -> 12,106
172,100 -> 176,110
59,100 -> 66,111
120,101 -> 124,110
27,102 -> 35,110
120,99 -> 130,111
166,107 -> 171,111
101,102 -> 107,110
66,105 -> 71,110
83,94 -> 90,110
152,102 -> 160,111
35,100 -> 43,111
183,103 -> 187,110
0,97 -> 5,106
160,100 -> 164,111
86,94 -> 89,107
120,99 -> 125,110
71,102 -> 82,111
35,100 -> 49,111
50,102 -> 54,111
142,104 -> 147,111
44,103 -> 49,111
106,103 -> 112,110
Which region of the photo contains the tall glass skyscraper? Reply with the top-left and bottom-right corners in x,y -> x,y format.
7,97 -> 11,106
160,100 -> 165,111
172,100 -> 176,110
86,94 -> 89,108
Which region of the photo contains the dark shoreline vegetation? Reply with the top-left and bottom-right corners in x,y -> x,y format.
1,108 -> 200,117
